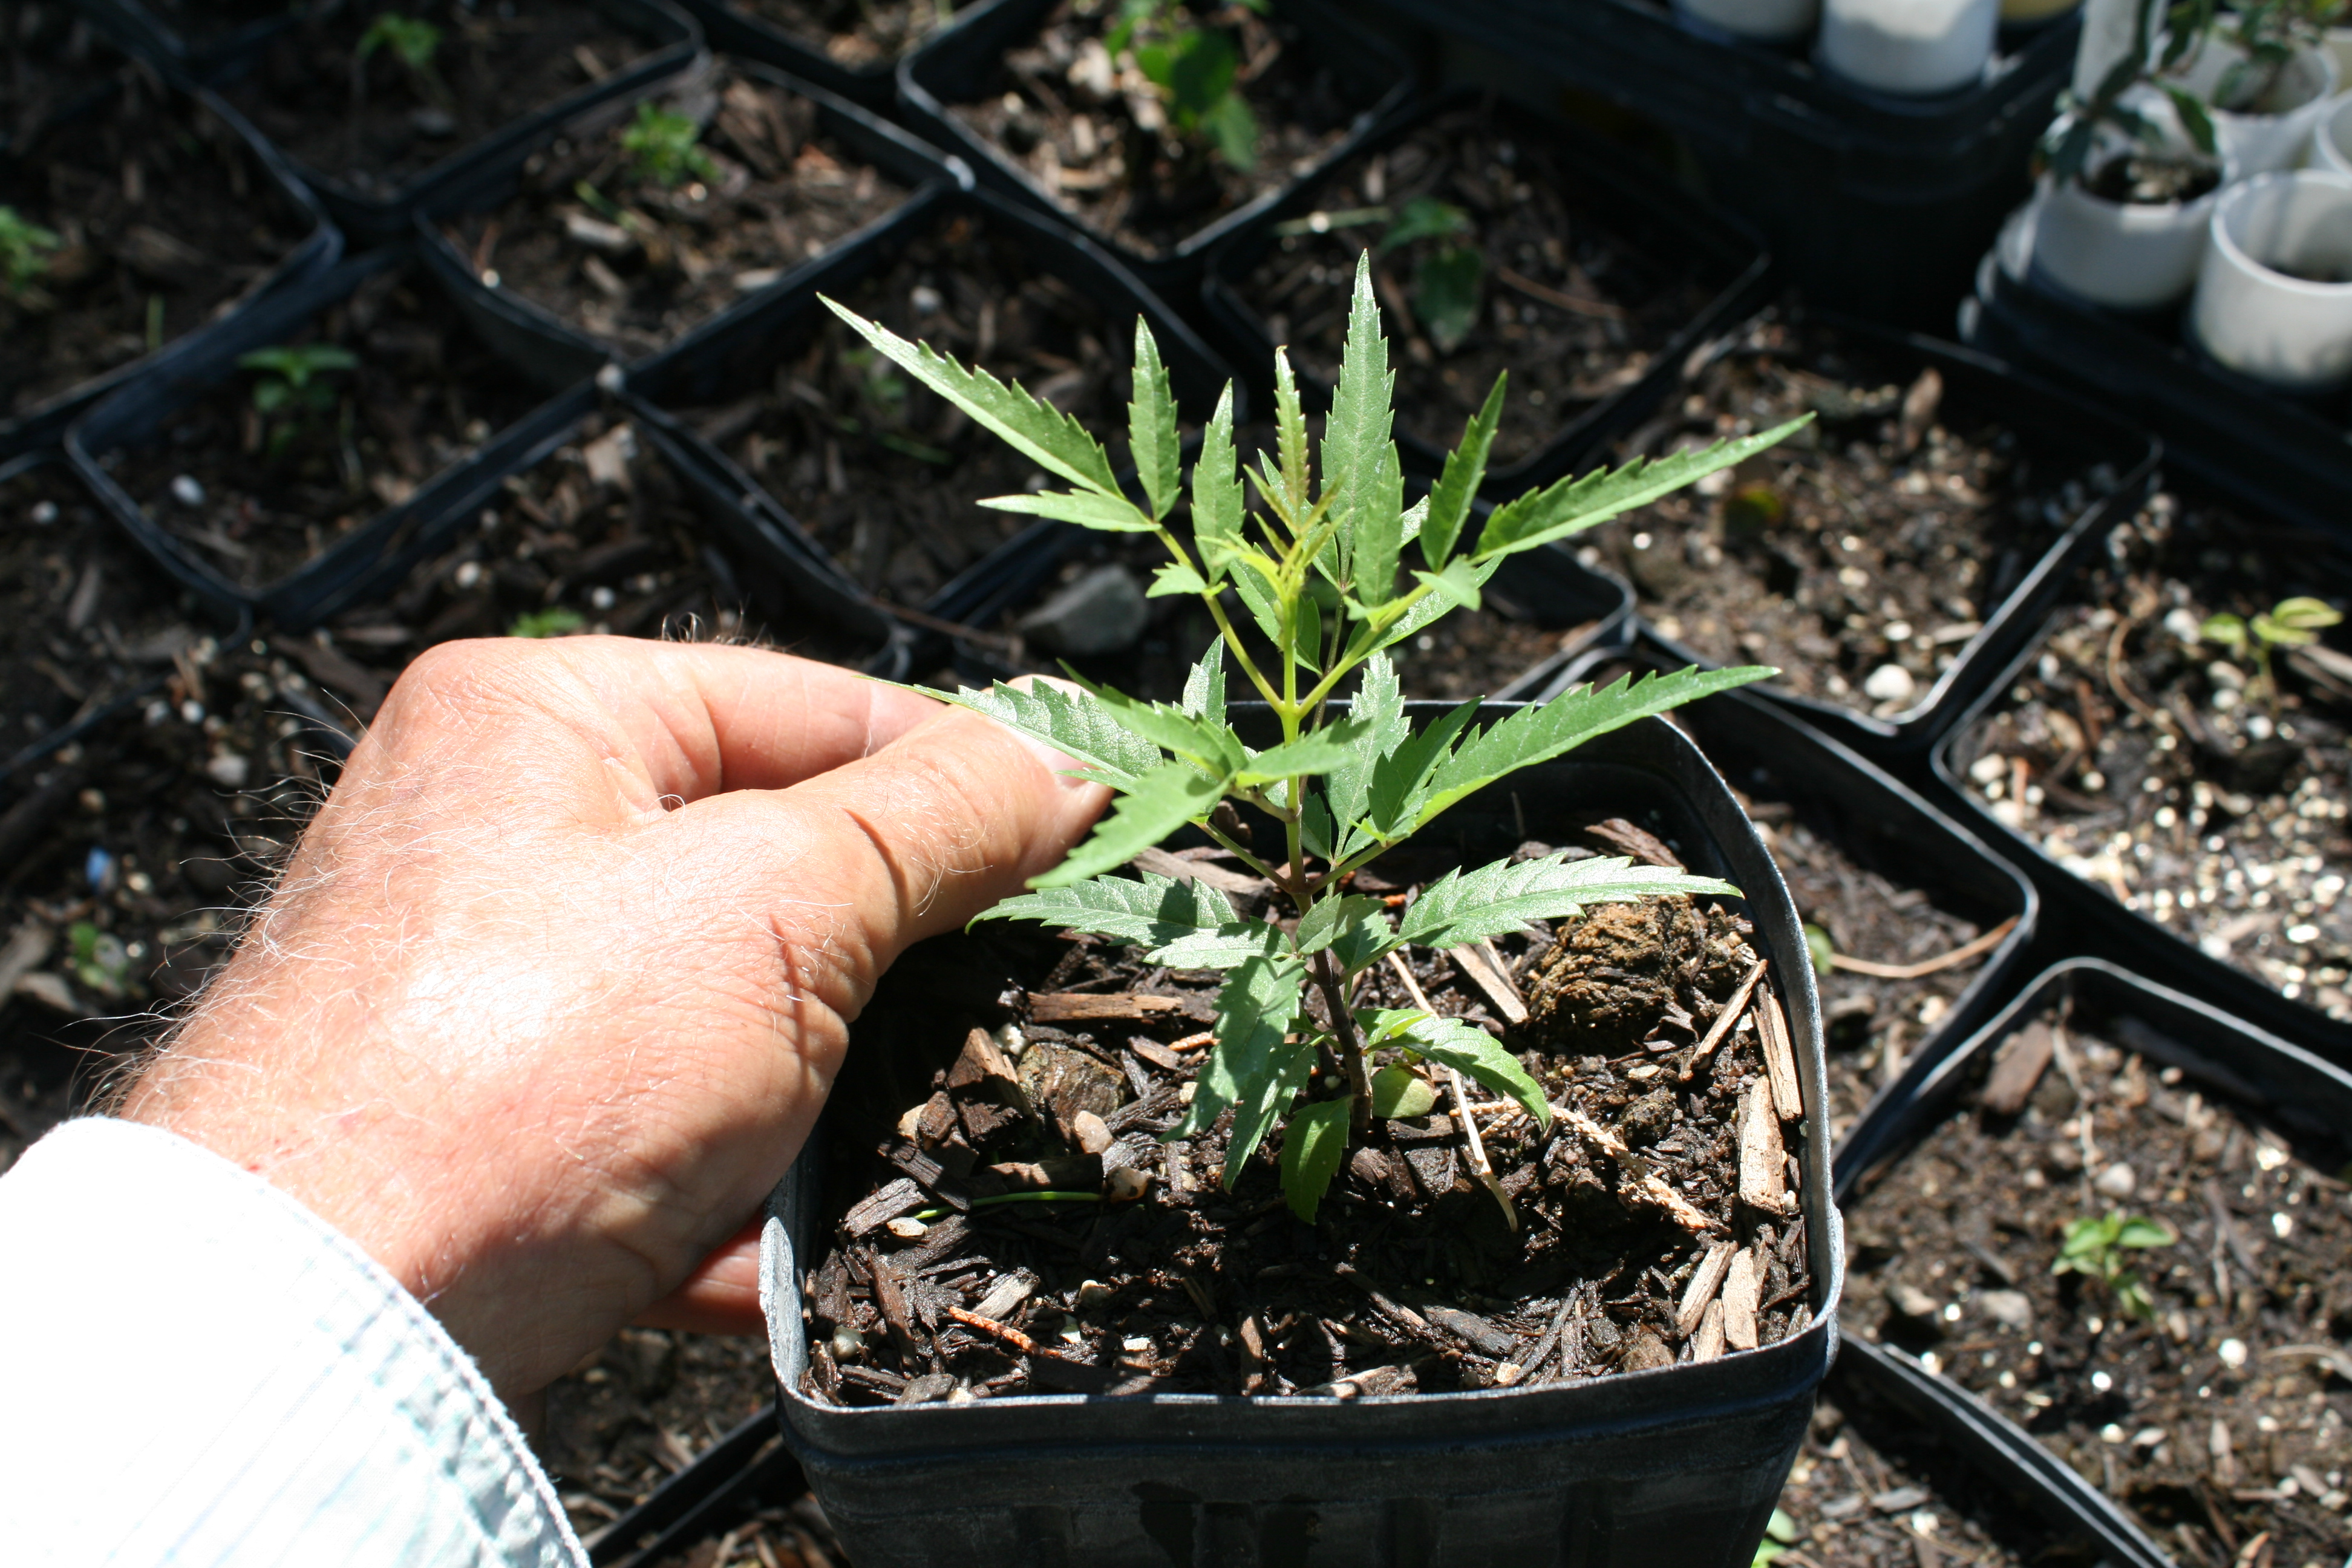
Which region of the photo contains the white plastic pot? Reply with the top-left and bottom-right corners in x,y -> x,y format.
2190,169 -> 2352,388
1671,0 -> 1820,42
1818,0 -> 2001,93
2169,37 -> 2340,175
2027,113 -> 2234,309
2308,90 -> 2352,177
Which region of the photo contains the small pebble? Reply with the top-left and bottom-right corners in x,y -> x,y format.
1071,1109 -> 1112,1155
1863,664 -> 1916,704
884,1217 -> 927,1240
1074,1279 -> 1114,1310
909,284 -> 942,314
169,475 -> 204,507
2093,1161 -> 2136,1198
29,500 -> 57,524
1105,1166 -> 1151,1202
206,753 -> 249,788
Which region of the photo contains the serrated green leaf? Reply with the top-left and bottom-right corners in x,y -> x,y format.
1181,640 -> 1227,727
1389,1013 -> 1550,1129
1293,591 -> 1323,673
823,296 -> 1121,498
1272,347 -> 1310,520
1033,760 -> 1227,888
977,489 -> 1157,532
1280,1097 -> 1353,1221
1293,893 -> 1388,956
1353,440 -> 1405,609
1369,557 -> 1504,657
1192,384 -> 1244,583
1322,251 -> 1396,592
1413,246 -> 1483,354
1325,650 -> 1404,839
985,869 -> 1237,945
923,679 -> 1161,789
1474,417 -> 1812,560
1397,854 -> 1739,950
1363,699 -> 1481,840
1174,951 -> 1306,1142
1222,1031 -> 1312,1188
1147,920 -> 1289,970
1129,318 -> 1181,522
1412,556 -> 1485,613
1414,666 -> 1777,831
1229,547 -> 1286,646
1235,717 -> 1370,786
1300,789 -> 1336,861
1422,372 -> 1503,568
1082,684 -> 1246,774
1150,560 -> 1212,596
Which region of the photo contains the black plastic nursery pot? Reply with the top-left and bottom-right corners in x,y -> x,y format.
1830,956 -> 2352,1568
417,57 -> 969,392
215,0 -> 705,246
1962,244 -> 2352,546
1200,89 -> 1774,498
896,0 -> 1416,287
1596,310 -> 2158,757
1929,497 -> 2352,1070
0,75 -> 339,462
1364,0 -> 2077,332
659,0 -> 964,110
1546,643 -> 2038,1156
70,0 -> 308,88
757,704 -> 1843,1568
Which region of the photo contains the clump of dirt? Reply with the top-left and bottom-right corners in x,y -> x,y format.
1847,1004 -> 2352,1567
1520,895 -> 1747,1057
1952,490 -> 2351,1022
1246,100 -> 1725,470
444,65 -> 915,362
947,0 -> 1373,259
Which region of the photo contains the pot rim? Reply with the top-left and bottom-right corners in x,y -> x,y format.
2205,167 -> 2352,295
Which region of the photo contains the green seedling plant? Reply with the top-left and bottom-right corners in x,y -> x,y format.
822,251 -> 1806,1223
2204,0 -> 2343,111
1378,195 -> 1482,354
1105,0 -> 1266,172
2040,0 -> 2220,189
2053,1209 -> 2177,1322
0,205 -> 62,301
239,343 -> 359,456
68,921 -> 131,999
2200,595 -> 2344,711
622,102 -> 717,189
354,11 -> 451,113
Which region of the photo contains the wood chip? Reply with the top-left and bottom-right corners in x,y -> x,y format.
1030,991 -> 1183,1022
1448,943 -> 1527,1024
1557,1103 -> 1726,1235
1423,1305 -> 1516,1357
1756,985 -> 1803,1123
1585,817 -> 1684,869
1683,958 -> 1768,1082
1738,1085 -> 1790,1217
947,1026 -> 1027,1103
867,1254 -> 924,1365
1722,1247 -> 1762,1351
1675,1241 -> 1738,1337
1691,1298 -> 1726,1362
1980,1019 -> 2054,1117
1126,1036 -> 1191,1073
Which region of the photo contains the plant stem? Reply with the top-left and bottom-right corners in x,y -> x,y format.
1312,948 -> 1373,1136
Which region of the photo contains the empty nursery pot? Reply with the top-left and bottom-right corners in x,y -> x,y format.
1817,0 -> 2001,96
759,705 -> 1842,1568
2189,169 -> 2352,390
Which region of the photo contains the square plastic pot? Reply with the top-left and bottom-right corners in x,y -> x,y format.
0,80 -> 340,463
1828,956 -> 2352,1568
659,0 -> 952,109
416,57 -> 971,393
70,0 -> 308,88
1625,313 -> 2158,757
756,705 -> 1843,1568
1197,88 -> 1774,498
895,0 -> 1416,289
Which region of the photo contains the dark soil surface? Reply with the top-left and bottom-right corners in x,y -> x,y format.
100,260 -> 549,593
1847,1005 -> 2352,1568
679,211 -> 1140,608
737,0 -> 961,67
131,0 -> 292,52
0,73 -> 313,419
1587,310 -> 2114,722
2,2 -> 121,151
1951,492 -> 2352,1022
1246,101 -> 1724,470
446,64 -> 913,362
226,0 -> 655,197
2086,154 -> 2222,206
947,0 -> 1370,259
795,822 -> 1814,1406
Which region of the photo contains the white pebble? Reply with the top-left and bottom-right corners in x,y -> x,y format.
205,752 -> 249,788
1863,664 -> 1916,704
170,475 -> 205,507
884,1217 -> 927,1239
2219,1338 -> 2248,1369
29,500 -> 58,524
910,285 -> 942,314
2094,1162 -> 2136,1198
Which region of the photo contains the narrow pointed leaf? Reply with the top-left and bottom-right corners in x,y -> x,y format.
1412,557 -> 1485,613
1280,1097 -> 1353,1221
1146,920 -> 1289,970
1174,952 -> 1306,1142
1422,372 -> 1504,567
1474,417 -> 1812,559
1293,893 -> 1388,956
1321,251 -> 1394,586
1399,854 -> 1738,950
823,296 -> 1120,497
1368,556 -> 1504,656
1032,760 -> 1227,888
1325,650 -> 1404,835
1300,789 -> 1336,862
1181,640 -> 1227,727
1352,440 -> 1405,608
1272,347 -> 1309,519
1416,667 -> 1776,829
1129,318 -> 1181,521
977,489 -> 1156,532
1081,685 -> 1246,774
1221,1033 -> 1313,1189
986,869 -> 1236,945
1364,699 -> 1480,840
1234,717 -> 1371,786
1191,384 -> 1244,582
1149,560 -> 1212,596
1393,1014 -> 1551,1129
921,679 -> 1161,789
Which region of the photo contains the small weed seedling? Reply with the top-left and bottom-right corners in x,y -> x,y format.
2200,595 -> 2344,711
1378,195 -> 1482,354
2040,0 -> 2220,188
355,11 -> 451,111
1105,0 -> 1266,172
510,607 -> 586,638
622,102 -> 717,189
68,921 -> 131,999
2053,1209 -> 2176,1322
0,205 -> 62,300
239,343 -> 359,456
822,252 -> 1805,1221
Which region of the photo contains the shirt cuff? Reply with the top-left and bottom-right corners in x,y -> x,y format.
0,1117 -> 587,1568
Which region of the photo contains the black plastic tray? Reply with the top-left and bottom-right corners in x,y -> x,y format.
1831,956 -> 2352,1568
1365,0 -> 2076,330
215,0 -> 705,245
1198,88 -> 1774,497
658,0 -> 929,109
586,1405 -> 808,1568
1619,311 -> 2160,757
759,702 -> 1841,1568
1962,244 -> 2352,544
895,0 -> 1416,288
70,0 -> 311,87
417,57 -> 970,394
0,79 -> 340,463
1926,520 -> 2352,1071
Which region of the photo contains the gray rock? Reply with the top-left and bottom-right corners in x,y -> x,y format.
1018,564 -> 1148,656
1976,1289 -> 2033,1330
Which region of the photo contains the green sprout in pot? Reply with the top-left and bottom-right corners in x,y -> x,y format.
621,102 -> 717,189
354,10 -> 451,112
822,250 -> 1808,1223
1377,195 -> 1483,354
2039,0 -> 2221,197
1104,0 -> 1267,172
2199,0 -> 2342,113
2200,595 -> 2344,713
68,921 -> 131,999
238,342 -> 359,456
2052,1209 -> 2177,1322
0,205 -> 62,302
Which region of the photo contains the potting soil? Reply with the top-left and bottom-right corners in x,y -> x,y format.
1772,1392 -> 2062,1566
736,0 -> 964,66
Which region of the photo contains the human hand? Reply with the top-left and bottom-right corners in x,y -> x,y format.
117,637 -> 1106,1409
